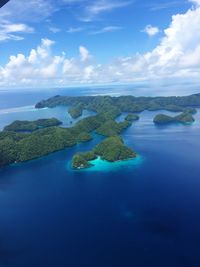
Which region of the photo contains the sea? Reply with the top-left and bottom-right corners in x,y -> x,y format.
0,85 -> 200,267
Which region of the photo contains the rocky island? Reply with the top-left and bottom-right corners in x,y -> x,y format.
125,114 -> 140,122
0,106 -> 134,167
4,118 -> 62,132
72,136 -> 136,169
0,93 -> 199,168
154,111 -> 195,125
35,94 -> 200,113
68,103 -> 84,119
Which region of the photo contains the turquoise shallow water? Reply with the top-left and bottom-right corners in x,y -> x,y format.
1,90 -> 200,267
68,156 -> 144,172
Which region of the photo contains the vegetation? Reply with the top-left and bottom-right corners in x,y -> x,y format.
96,119 -> 131,137
154,112 -> 195,124
94,136 -> 136,162
1,92 -> 199,168
175,112 -> 195,123
125,114 -> 139,122
183,107 -> 197,114
4,118 -> 62,132
0,107 -> 129,167
72,154 -> 92,169
35,93 -> 200,114
72,151 -> 97,169
72,136 -> 136,169
77,132 -> 92,142
68,103 -> 84,119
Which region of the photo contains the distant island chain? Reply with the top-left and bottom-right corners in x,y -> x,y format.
0,93 -> 199,169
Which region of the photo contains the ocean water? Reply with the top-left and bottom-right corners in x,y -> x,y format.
1,88 -> 200,267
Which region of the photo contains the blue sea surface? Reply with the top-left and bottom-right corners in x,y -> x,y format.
1,88 -> 200,267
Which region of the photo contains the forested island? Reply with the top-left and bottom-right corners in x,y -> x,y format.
68,103 -> 84,119
0,105 -> 134,168
36,93 -> 200,114
0,93 -> 199,169
154,111 -> 195,124
4,118 -> 62,132
72,136 -> 136,169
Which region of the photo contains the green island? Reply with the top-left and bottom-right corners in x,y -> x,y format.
72,136 -> 136,169
35,93 -> 200,113
0,106 -> 133,168
4,118 -> 62,132
154,111 -> 195,125
68,103 -> 84,119
125,114 -> 140,122
0,93 -> 199,169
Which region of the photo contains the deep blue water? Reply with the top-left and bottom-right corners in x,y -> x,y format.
1,88 -> 200,267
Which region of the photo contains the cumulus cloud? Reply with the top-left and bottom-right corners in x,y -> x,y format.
0,39 -> 94,87
0,38 -> 63,86
142,25 -> 160,37
189,0 -> 200,6
79,46 -> 91,62
1,2 -> 200,88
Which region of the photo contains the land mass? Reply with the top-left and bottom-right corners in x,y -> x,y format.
35,94 -> 200,113
0,107 -> 133,167
154,111 -> 195,125
4,118 -> 62,132
72,136 -> 136,169
68,103 -> 84,119
0,93 -> 199,168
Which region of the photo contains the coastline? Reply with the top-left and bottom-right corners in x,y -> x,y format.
69,155 -> 143,172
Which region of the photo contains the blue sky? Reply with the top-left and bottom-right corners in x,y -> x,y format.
0,0 -> 191,63
0,0 -> 200,90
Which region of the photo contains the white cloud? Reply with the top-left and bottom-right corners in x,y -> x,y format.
142,25 -> 160,37
62,0 -> 87,3
89,26 -> 122,35
1,1 -> 200,88
149,1 -> 184,11
189,0 -> 200,6
0,0 -> 84,41
0,39 -> 94,87
0,0 -> 131,41
0,0 -> 54,41
0,38 -> 63,86
67,27 -> 84,33
0,0 -> 55,23
80,0 -> 133,21
49,26 -> 61,33
0,22 -> 34,41
79,46 -> 91,62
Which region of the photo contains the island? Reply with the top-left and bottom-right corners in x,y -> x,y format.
154,112 -> 195,125
125,114 -> 139,122
72,151 -> 97,169
68,103 -> 84,119
96,119 -> 131,137
76,132 -> 93,143
0,92 -> 199,168
0,107 -> 133,167
72,136 -> 136,169
4,118 -> 62,132
35,93 -> 200,114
